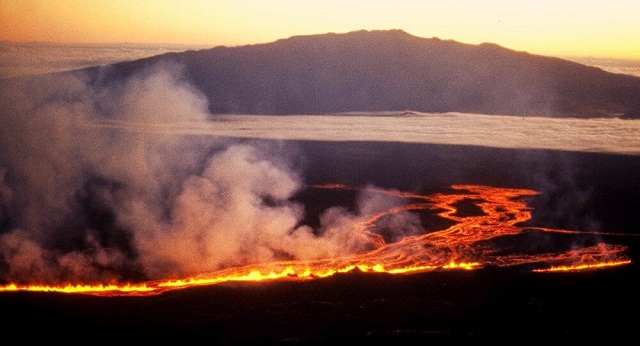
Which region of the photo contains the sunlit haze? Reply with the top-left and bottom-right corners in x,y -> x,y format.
1,0 -> 639,59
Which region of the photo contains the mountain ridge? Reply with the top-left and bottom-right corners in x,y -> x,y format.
18,30 -> 640,118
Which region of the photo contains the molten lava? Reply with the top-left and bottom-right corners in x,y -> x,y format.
0,184 -> 633,296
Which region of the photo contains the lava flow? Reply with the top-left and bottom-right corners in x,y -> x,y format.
0,184 -> 633,296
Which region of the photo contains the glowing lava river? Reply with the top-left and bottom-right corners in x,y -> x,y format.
0,184 -> 633,296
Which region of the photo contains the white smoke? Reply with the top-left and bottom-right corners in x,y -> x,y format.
5,57 -> 629,285
129,144 -> 309,277
0,62 -> 397,284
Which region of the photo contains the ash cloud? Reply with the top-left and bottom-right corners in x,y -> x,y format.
0,63 -> 396,285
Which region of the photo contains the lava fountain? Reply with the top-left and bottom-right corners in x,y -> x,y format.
0,184 -> 633,296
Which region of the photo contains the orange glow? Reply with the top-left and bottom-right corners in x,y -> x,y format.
0,1 -> 638,59
0,184 -> 633,296
532,260 -> 632,272
0,282 -> 156,296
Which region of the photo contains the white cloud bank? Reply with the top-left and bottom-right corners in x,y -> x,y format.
89,112 -> 640,156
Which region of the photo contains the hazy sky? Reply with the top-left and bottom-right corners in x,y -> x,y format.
1,0 -> 639,59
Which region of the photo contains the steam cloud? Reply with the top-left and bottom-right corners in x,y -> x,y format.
2,59 -> 638,285
0,63 -> 399,284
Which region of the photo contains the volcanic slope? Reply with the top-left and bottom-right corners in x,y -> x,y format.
73,29 -> 640,118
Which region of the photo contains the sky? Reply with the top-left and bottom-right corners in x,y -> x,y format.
1,0 -> 639,59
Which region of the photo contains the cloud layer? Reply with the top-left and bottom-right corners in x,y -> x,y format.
89,112 -> 640,155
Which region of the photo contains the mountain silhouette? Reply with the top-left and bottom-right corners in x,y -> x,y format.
24,30 -> 640,117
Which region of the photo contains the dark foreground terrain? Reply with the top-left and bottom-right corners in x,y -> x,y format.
2,266 -> 639,344
3,141 -> 639,344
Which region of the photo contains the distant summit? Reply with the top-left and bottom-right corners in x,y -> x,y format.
56,30 -> 640,117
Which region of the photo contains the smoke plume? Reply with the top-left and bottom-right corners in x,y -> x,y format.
0,62 -> 401,284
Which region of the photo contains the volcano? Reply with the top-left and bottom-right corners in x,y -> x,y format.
1,30 -> 640,344
68,29 -> 640,118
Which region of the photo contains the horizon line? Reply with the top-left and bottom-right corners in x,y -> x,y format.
2,30 -> 639,62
